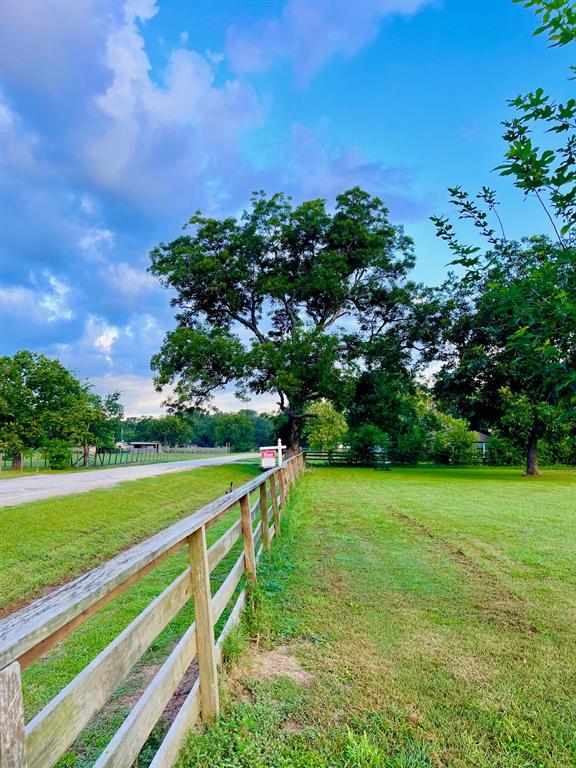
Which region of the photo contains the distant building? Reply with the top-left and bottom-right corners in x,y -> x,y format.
127,441 -> 161,453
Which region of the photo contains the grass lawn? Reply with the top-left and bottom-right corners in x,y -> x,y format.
179,466 -> 576,768
1,462 -> 261,765
0,462 -> 258,614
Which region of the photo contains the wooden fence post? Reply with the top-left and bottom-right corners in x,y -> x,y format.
239,494 -> 257,587
188,527 -> 219,723
259,483 -> 270,551
0,662 -> 27,768
279,468 -> 287,516
269,474 -> 281,535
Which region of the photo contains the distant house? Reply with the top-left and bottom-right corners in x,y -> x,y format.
127,441 -> 161,453
473,430 -> 490,458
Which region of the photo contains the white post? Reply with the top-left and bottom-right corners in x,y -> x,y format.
277,438 -> 283,466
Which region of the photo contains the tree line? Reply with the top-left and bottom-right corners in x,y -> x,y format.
122,411 -> 273,451
0,355 -> 275,468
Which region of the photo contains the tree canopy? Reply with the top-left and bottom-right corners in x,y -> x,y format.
0,351 -> 121,468
150,187 -> 421,450
428,0 -> 575,474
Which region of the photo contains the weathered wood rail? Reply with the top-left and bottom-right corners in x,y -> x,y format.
0,453 -> 305,768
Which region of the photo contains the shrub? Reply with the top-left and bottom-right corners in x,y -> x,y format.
393,425 -> 428,464
429,414 -> 477,465
347,424 -> 390,467
42,440 -> 71,470
303,400 -> 347,452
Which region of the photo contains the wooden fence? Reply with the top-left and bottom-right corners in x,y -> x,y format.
305,450 -> 390,468
0,453 -> 305,768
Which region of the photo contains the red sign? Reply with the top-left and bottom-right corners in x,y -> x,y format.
260,449 -> 275,459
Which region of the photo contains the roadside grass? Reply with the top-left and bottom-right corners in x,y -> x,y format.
1,462 -> 258,766
178,466 -> 576,768
0,469 -> 46,479
0,462 -> 258,614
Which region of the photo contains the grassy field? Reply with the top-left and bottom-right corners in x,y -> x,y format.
0,462 -> 261,765
0,462 -> 258,614
179,466 -> 576,768
0,453 -> 232,480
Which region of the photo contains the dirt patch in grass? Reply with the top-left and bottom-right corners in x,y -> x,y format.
163,660 -> 199,724
250,644 -> 314,684
116,655 -> 200,726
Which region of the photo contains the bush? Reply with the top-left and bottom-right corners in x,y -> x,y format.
303,400 -> 347,452
486,429 -> 576,467
42,440 -> 71,469
485,429 -> 522,466
393,425 -> 428,464
348,424 -> 390,467
429,414 -> 477,465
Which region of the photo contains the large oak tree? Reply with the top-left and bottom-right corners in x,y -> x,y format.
149,187 -> 419,450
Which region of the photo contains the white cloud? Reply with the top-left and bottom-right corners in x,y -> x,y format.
0,284 -> 35,311
0,0 -> 116,93
212,390 -> 279,414
92,373 -> 168,416
83,315 -> 120,362
102,262 -> 157,296
79,228 -> 114,260
0,272 -> 73,323
227,0 -> 433,84
39,271 -> 73,322
85,0 -> 261,208
80,195 -> 96,214
0,91 -> 38,171
91,373 -> 280,417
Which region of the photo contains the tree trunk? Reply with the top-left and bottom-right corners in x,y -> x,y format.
285,413 -> 302,455
11,453 -> 22,471
525,432 -> 540,476
83,442 -> 90,468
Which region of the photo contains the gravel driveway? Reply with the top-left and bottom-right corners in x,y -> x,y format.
0,453 -> 258,508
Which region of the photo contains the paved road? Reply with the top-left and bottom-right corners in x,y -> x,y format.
0,453 -> 258,508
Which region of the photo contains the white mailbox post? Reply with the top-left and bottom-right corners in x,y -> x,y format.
260,438 -> 287,470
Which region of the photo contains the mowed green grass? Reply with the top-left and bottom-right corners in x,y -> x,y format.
0,453 -> 231,480
179,466 -> 576,768
0,462 -> 260,765
0,462 -> 258,614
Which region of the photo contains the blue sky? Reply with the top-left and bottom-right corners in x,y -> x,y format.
0,0 -> 572,414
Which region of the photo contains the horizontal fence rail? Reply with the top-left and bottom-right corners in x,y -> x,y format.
0,453 -> 305,768
304,450 -> 390,468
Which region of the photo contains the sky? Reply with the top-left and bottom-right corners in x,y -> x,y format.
0,0 -> 572,415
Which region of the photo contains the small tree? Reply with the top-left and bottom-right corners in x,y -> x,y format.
429,1 -> 575,475
347,424 -> 390,467
0,351 -> 115,469
303,400 -> 347,452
